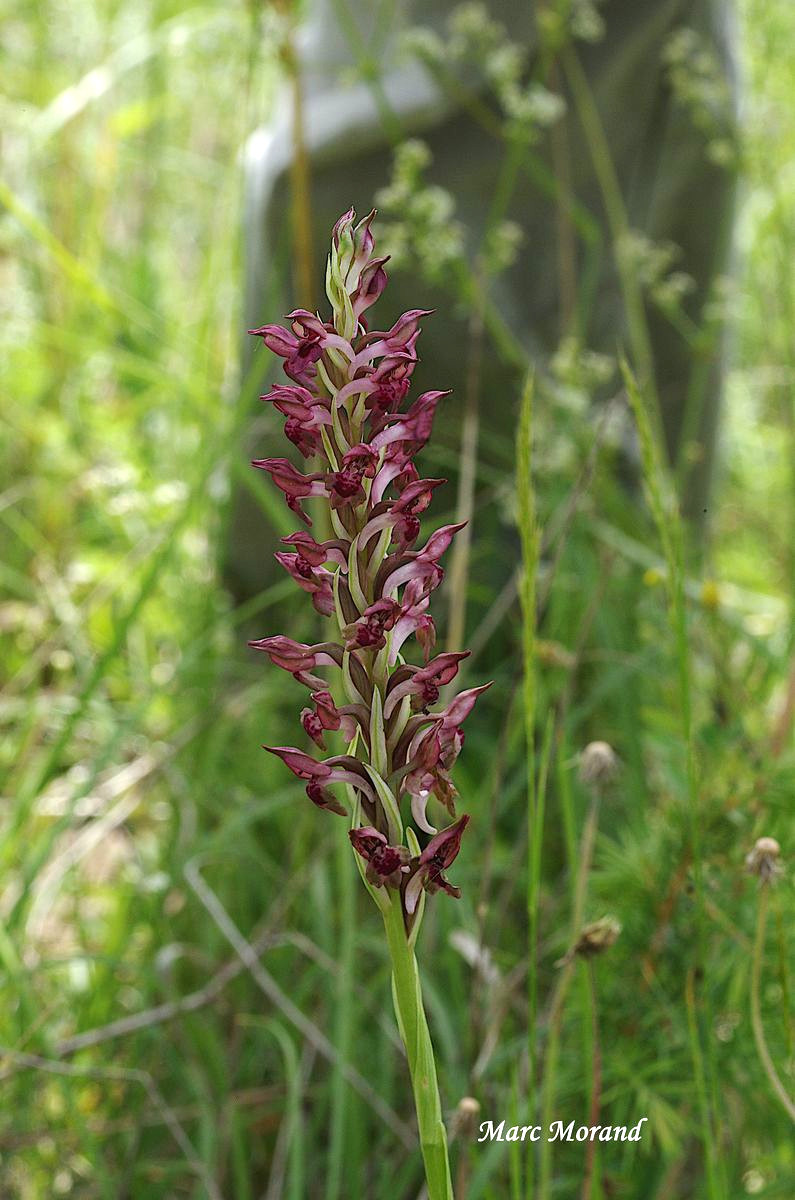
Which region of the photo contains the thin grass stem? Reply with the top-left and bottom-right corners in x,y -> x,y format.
750,885 -> 795,1123
623,361 -> 725,1196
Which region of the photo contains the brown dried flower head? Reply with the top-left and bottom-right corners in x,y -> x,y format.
451,1096 -> 481,1139
574,915 -> 622,958
745,836 -> 782,884
578,740 -> 619,786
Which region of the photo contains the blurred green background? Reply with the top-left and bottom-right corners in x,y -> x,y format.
2,1 -> 795,1197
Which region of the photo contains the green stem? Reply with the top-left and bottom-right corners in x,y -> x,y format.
561,45 -> 660,423
538,790 -> 600,1200
382,897 -> 454,1200
623,362 -> 724,1195
538,960 -> 574,1200
326,823 -> 356,1200
517,374 -> 540,1088
750,886 -> 795,1124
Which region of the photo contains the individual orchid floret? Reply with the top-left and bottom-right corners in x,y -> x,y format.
396,683 -> 493,829
274,550 -> 335,616
401,725 -> 453,832
327,444 -> 379,509
349,827 -> 410,888
279,531 -> 349,570
264,746 -> 379,814
300,690 -> 357,749
247,636 -> 343,675
384,651 -> 471,716
389,578 -> 436,663
436,682 -> 493,765
351,255 -> 389,320
371,390 -> 449,460
391,482 -> 445,551
261,383 -> 332,459
344,599 -> 402,651
404,815 -> 471,914
366,351 -> 417,418
357,309 -> 434,362
251,458 -> 326,524
379,522 -> 466,598
248,316 -> 325,386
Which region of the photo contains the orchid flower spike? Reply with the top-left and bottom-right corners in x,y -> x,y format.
248,209 -> 489,928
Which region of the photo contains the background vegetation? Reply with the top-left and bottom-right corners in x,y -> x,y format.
2,0 -> 794,1196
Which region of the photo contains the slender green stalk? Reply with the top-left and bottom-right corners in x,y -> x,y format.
571,795 -> 600,940
538,959 -> 575,1200
581,961 -> 602,1200
381,897 -> 454,1200
561,46 -> 658,418
266,1021 -> 306,1200
684,969 -> 722,1198
275,5 -> 316,310
555,728 -> 579,913
446,258 -> 486,654
774,907 -> 794,1058
446,137 -> 528,652
326,826 -> 356,1200
509,1065 -> 525,1200
624,363 -> 724,1195
750,886 -> 795,1123
526,716 -> 553,1199
539,782 -> 602,1200
517,374 -> 541,1078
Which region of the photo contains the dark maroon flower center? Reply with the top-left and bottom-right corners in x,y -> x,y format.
355,621 -> 385,648
306,782 -> 327,806
372,379 -> 408,413
370,845 -> 403,876
294,554 -> 314,579
302,711 -> 324,741
333,469 -> 362,498
398,514 -> 420,545
296,337 -> 322,362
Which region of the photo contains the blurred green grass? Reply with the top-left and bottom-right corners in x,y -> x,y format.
1,0 -> 795,1197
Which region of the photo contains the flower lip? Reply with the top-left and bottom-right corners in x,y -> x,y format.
349,826 -> 410,888
404,814 -> 470,914
344,599 -> 401,651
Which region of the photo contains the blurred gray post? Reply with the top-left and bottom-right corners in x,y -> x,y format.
229,0 -> 737,602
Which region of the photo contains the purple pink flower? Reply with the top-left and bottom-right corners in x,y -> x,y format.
248,209 -> 488,925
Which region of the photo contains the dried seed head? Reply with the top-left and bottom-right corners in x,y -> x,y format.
578,741 -> 619,786
536,639 -> 576,669
574,916 -> 621,958
451,1096 -> 481,1139
746,837 -> 782,884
